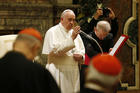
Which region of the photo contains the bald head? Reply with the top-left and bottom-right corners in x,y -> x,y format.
96,21 -> 111,33
13,28 -> 42,60
95,20 -> 111,40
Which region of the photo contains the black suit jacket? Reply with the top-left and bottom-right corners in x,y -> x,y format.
0,51 -> 61,93
80,32 -> 113,91
82,32 -> 113,58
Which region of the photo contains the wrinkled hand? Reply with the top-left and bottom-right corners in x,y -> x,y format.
73,54 -> 83,62
71,26 -> 80,40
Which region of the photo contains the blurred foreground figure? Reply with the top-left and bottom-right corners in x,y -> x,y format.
0,28 -> 61,93
80,54 -> 122,93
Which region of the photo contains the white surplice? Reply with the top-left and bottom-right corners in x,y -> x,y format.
42,23 -> 85,93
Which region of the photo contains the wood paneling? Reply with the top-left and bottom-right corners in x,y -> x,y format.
103,0 -> 140,92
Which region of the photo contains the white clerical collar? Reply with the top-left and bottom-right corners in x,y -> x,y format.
59,23 -> 69,32
85,82 -> 105,92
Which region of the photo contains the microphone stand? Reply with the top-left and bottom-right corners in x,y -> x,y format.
79,30 -> 103,54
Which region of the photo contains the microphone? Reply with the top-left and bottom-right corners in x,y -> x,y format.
79,30 -> 103,54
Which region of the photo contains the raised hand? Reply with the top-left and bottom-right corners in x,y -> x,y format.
71,26 -> 81,40
93,8 -> 103,19
108,8 -> 115,20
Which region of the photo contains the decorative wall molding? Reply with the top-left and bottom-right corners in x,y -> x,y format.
122,0 -> 139,90
0,3 -> 53,36
0,2 -> 80,64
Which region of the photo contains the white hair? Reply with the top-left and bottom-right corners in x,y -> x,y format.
14,34 -> 41,49
96,20 -> 111,32
61,9 -> 75,18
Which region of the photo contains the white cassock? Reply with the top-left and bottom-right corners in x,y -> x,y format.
42,23 -> 85,93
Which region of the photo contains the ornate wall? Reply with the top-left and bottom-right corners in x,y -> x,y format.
0,1 -> 79,65
103,0 -> 140,92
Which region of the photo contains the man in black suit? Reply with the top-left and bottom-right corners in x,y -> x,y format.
85,20 -> 113,58
82,20 -> 113,62
0,28 -> 61,93
80,20 -> 113,90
